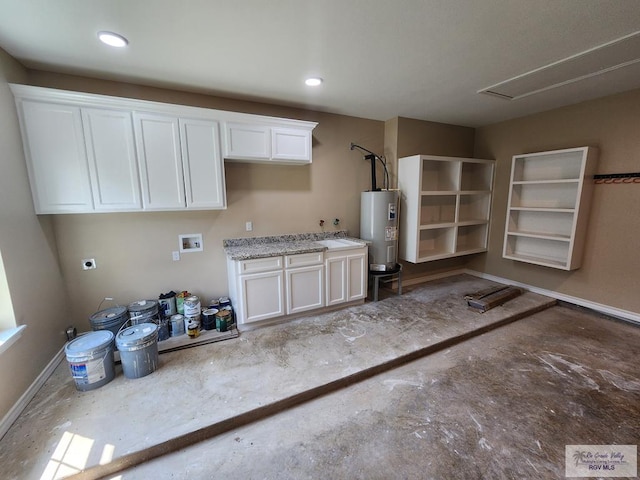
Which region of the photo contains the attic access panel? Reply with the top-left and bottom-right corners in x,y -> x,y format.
479,30 -> 640,100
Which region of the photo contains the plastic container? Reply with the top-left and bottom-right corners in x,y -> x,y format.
128,300 -> 160,325
89,306 -> 128,340
64,331 -> 115,391
116,323 -> 159,379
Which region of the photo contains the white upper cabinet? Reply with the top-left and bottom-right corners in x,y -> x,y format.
11,84 -> 317,214
82,108 -> 141,211
133,113 -> 185,210
223,122 -> 271,160
180,118 -> 226,209
17,100 -> 93,213
223,119 -> 316,164
272,127 -> 312,163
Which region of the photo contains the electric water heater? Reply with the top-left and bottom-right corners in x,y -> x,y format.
360,190 -> 399,271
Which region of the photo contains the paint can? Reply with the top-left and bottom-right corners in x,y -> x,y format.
187,320 -> 200,338
183,295 -> 201,317
116,323 -> 159,379
158,291 -> 177,317
222,305 -> 235,329
176,291 -> 190,314
201,308 -> 218,331
215,309 -> 231,332
64,330 -> 115,391
169,314 -> 185,337
219,298 -> 235,328
89,306 -> 128,340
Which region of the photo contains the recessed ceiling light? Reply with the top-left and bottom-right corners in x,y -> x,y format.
97,31 -> 128,48
305,77 -> 323,87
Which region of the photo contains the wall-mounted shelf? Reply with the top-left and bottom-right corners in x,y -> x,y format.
502,146 -> 598,270
398,154 -> 495,263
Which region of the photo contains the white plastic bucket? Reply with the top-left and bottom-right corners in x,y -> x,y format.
64,331 -> 115,391
116,323 -> 159,379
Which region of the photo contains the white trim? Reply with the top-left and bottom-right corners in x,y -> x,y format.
400,269 -> 468,288
463,269 -> 640,325
0,325 -> 26,355
9,84 -> 318,130
0,347 -> 65,441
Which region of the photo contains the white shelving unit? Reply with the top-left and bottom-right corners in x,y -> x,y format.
398,155 -> 495,263
502,146 -> 598,270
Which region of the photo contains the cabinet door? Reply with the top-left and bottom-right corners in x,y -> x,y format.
82,108 -> 141,211
240,270 -> 285,324
272,127 -> 312,163
286,264 -> 324,315
347,252 -> 367,301
223,122 -> 270,160
18,100 -> 93,213
180,118 -> 226,209
325,255 -> 347,306
134,113 -> 185,210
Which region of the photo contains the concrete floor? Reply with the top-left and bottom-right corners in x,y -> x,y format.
1,274 -> 639,479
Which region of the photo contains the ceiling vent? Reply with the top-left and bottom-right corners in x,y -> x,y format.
479,30 -> 640,100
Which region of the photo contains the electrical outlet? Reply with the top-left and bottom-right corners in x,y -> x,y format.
172,251 -> 180,261
246,221 -> 253,231
82,258 -> 97,270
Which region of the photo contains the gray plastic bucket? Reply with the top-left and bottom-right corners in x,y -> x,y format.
64,331 -> 115,391
128,300 -> 159,324
116,323 -> 159,379
89,306 -> 128,341
128,299 -> 169,341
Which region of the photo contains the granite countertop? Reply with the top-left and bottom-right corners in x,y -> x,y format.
223,231 -> 367,261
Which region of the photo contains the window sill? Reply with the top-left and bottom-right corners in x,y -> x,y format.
0,325 -> 26,355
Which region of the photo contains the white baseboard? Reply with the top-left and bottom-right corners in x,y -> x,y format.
463,269 -> 640,325
397,267 -> 640,324
0,347 -> 65,441
394,268 -> 468,288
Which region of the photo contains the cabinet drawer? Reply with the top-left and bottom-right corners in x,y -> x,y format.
239,256 -> 283,274
285,252 -> 323,268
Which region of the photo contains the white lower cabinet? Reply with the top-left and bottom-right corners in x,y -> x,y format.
240,270 -> 286,324
325,247 -> 367,306
285,252 -> 324,314
230,256 -> 285,325
228,246 -> 367,328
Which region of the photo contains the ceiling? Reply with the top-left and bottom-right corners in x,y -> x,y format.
0,0 -> 639,127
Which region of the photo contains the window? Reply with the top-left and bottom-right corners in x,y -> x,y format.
0,249 -> 24,354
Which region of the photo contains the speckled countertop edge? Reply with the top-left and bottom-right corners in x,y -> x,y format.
223,231 -> 367,260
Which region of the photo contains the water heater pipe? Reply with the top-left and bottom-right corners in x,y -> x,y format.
350,143 -> 389,191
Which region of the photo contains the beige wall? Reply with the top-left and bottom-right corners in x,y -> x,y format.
25,71 -> 385,326
384,116 -> 477,282
0,52 -> 71,422
472,88 -> 640,314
